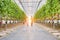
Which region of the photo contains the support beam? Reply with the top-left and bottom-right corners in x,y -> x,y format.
35,0 -> 42,12
18,0 -> 26,12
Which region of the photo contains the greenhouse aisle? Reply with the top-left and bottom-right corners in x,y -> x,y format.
0,23 -> 58,40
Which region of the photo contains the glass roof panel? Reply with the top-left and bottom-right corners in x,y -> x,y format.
18,0 -> 43,16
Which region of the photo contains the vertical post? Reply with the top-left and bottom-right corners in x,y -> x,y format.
57,13 -> 59,27
5,16 -> 7,31
0,15 -> 2,30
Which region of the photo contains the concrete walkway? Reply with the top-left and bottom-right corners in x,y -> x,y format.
0,23 -> 58,40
